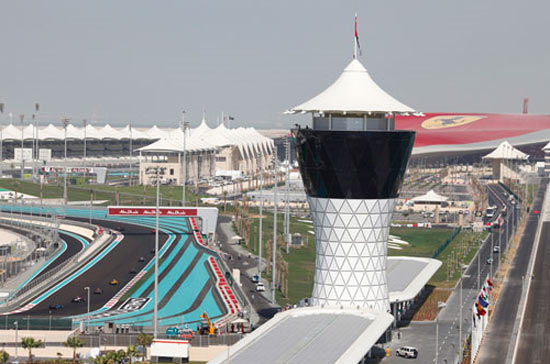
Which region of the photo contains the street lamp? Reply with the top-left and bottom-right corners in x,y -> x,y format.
84,286 -> 91,331
14,320 -> 18,360
271,147 -> 278,304
257,152 -> 264,281
180,111 -> 188,207
459,274 -> 471,363
153,166 -> 161,338
20,114 -> 24,179
62,119 -> 70,204
435,301 -> 446,364
82,119 -> 87,172
128,124 -> 133,186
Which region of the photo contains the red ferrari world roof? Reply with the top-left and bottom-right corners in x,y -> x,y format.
395,113 -> 550,155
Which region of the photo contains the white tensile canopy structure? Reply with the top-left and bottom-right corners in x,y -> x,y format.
137,118 -> 274,157
482,141 -> 529,161
288,59 -> 415,115
412,189 -> 448,204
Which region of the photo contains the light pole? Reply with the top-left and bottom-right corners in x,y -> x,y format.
83,119 -> 87,179
284,136 -> 290,254
14,320 -> 18,359
129,124 -> 133,186
272,147 -> 278,304
20,114 -> 24,179
490,232 -> 493,279
435,301 -> 446,364
181,111 -> 188,207
153,166 -> 161,338
459,273 -> 470,363
257,152 -> 264,280
84,286 -> 90,331
62,119 -> 70,205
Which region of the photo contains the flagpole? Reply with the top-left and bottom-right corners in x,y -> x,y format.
353,13 -> 358,59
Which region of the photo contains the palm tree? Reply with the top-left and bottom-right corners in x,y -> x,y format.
64,337 -> 84,364
136,333 -> 153,362
0,350 -> 9,364
21,337 -> 43,364
126,345 -> 137,364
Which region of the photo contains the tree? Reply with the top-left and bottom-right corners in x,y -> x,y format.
126,345 -> 137,364
0,350 -> 9,364
21,337 -> 43,364
64,337 -> 84,364
136,333 -> 153,362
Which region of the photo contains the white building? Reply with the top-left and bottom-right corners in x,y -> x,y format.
137,118 -> 275,185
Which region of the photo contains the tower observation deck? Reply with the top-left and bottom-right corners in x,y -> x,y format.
290,59 -> 416,311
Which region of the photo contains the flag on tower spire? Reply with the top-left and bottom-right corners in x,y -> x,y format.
354,13 -> 362,59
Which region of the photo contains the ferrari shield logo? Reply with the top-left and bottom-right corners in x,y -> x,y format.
421,115 -> 485,130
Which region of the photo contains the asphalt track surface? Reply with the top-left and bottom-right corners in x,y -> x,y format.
476,178 -> 547,364
514,224 -> 550,362
23,218 -> 167,317
38,231 -> 87,276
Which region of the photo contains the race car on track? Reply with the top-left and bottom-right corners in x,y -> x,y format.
139,256 -> 145,262
129,268 -> 137,274
94,288 -> 102,294
49,304 -> 63,310
109,279 -> 119,285
72,296 -> 85,303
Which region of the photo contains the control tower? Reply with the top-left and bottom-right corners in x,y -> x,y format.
290,56 -> 416,311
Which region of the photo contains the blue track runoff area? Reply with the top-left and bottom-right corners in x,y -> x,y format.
0,205 -> 226,327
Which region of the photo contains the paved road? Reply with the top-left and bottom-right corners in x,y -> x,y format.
216,215 -> 279,324
476,178 -> 547,364
513,200 -> 550,361
382,182 -> 527,364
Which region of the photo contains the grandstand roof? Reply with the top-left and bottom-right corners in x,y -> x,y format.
288,59 -> 415,114
0,122 -> 274,155
387,256 -> 442,303
208,306 -> 393,364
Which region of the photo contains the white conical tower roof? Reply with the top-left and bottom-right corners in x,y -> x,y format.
289,59 -> 414,114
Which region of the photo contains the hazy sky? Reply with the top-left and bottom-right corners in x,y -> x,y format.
1,1 -> 548,129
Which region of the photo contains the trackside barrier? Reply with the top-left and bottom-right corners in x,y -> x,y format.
189,217 -> 246,328
432,227 -> 462,258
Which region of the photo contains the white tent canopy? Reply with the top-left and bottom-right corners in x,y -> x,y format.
137,121 -> 274,155
482,141 -> 529,160
412,189 -> 448,203
288,59 -> 415,114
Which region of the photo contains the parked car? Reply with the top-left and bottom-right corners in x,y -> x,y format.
256,282 -> 265,292
396,346 -> 418,359
486,258 -> 494,265
251,274 -> 260,284
493,246 -> 500,253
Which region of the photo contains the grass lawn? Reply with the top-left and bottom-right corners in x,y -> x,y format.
0,179 -> 203,206
388,227 -> 455,258
390,227 -> 487,288
238,209 -> 487,305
